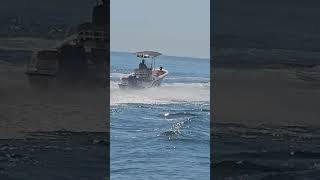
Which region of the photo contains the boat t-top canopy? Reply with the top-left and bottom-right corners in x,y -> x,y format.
135,51 -> 162,58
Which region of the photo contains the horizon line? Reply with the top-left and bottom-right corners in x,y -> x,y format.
110,50 -> 210,60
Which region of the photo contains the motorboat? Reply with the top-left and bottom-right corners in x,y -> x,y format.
118,51 -> 168,89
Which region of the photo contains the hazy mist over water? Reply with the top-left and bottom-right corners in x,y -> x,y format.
213,0 -> 320,179
0,1 -> 109,179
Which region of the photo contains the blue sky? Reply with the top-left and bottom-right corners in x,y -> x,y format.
110,0 -> 210,59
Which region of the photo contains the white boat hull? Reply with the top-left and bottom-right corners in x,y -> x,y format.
118,69 -> 168,89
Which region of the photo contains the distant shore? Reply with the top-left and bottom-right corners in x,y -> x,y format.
111,50 -> 210,60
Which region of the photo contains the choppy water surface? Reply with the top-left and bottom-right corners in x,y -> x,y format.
110,52 -> 210,180
213,123 -> 320,180
214,48 -> 320,180
0,132 -> 108,180
0,49 -> 108,179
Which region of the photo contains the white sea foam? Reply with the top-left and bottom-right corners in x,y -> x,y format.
110,73 -> 127,78
165,76 -> 210,82
110,73 -> 128,81
110,81 -> 209,105
110,73 -> 210,82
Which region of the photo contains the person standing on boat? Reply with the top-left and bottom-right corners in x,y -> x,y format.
139,59 -> 147,70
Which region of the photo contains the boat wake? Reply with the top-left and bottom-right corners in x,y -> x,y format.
110,80 -> 209,105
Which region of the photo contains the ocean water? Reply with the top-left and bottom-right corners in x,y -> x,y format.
0,1 -> 109,179
110,52 -> 210,179
213,123 -> 320,180
0,49 -> 108,179
214,48 -> 320,180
